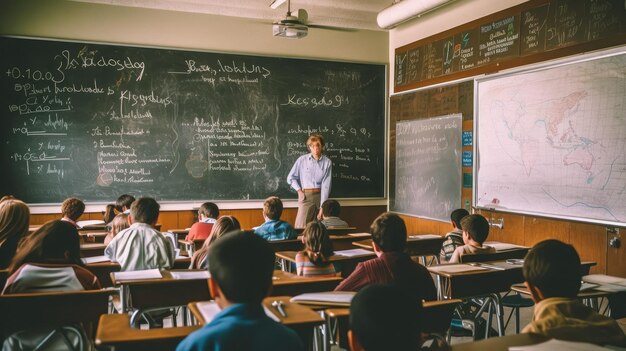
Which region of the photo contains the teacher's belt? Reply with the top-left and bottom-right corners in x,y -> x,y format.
302,188 -> 321,193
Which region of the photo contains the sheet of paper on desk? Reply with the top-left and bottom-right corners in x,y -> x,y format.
485,242 -> 526,251
170,271 -> 210,280
428,264 -> 488,273
335,249 -> 373,257
81,255 -> 110,264
409,234 -> 442,239
579,282 -> 599,291
76,220 -> 105,227
583,274 -> 626,285
291,292 -> 356,306
509,338 -> 612,351
195,301 -> 280,323
594,284 -> 626,293
114,269 -> 162,280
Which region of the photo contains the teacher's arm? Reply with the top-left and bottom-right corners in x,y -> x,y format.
320,159 -> 332,205
287,157 -> 305,201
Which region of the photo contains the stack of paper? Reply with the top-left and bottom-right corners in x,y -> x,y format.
485,241 -> 527,251
170,271 -> 210,280
81,255 -> 110,264
113,269 -> 162,281
76,220 -> 105,228
290,292 -> 356,306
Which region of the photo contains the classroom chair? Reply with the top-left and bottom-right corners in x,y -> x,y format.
0,289 -> 112,351
422,298 -> 463,345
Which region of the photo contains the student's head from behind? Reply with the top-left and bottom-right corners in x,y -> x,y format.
103,204 -> 117,224
9,220 -> 82,273
115,194 -> 135,212
321,199 -> 341,218
349,284 -> 423,351
370,212 -> 406,253
61,197 -> 85,221
130,197 -> 159,225
301,221 -> 333,264
204,215 -> 241,248
450,208 -> 469,229
198,202 -> 219,221
460,214 -> 489,244
208,231 -> 275,306
108,213 -> 129,236
0,198 -> 30,246
263,196 -> 283,221
523,239 -> 581,301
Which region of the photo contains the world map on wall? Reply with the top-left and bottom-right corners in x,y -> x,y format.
475,50 -> 626,226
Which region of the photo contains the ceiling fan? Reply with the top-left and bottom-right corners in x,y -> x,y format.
271,0 -> 354,39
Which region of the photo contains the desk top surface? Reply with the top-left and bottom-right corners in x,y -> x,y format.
276,250 -> 376,263
96,313 -> 200,345
446,333 -> 549,351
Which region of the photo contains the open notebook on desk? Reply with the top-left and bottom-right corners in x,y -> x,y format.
290,291 -> 356,306
113,269 -> 162,281
82,255 -> 110,264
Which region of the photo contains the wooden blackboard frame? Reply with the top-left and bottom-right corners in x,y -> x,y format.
473,45 -> 626,227
0,35 -> 388,205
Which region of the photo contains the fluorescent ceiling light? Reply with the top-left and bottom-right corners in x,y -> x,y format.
270,0 -> 287,9
377,0 -> 454,29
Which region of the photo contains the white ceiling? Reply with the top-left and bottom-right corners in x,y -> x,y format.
71,0 -> 397,31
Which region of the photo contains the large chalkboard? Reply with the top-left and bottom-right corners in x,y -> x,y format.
390,114 -> 462,222
0,37 -> 385,203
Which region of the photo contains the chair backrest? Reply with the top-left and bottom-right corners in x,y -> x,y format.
127,277 -> 211,310
460,249 -> 528,263
268,239 -> 303,252
0,289 -> 112,336
422,299 -> 462,334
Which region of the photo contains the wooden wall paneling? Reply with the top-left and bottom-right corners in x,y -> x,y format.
177,210 -> 195,230
400,215 -> 444,235
607,227 -> 626,278
523,216 -> 569,247
30,213 -> 59,225
569,222 -> 607,275
341,206 -> 386,233
157,211 -> 179,232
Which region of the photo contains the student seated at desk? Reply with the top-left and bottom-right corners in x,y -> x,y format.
349,284 -> 424,351
60,197 -> 85,229
103,213 -> 129,246
105,197 -> 174,271
320,199 -> 349,229
0,197 -> 30,269
176,232 -> 303,351
116,193 -> 135,215
103,203 -> 117,224
3,220 -> 101,293
522,239 -> 625,346
295,221 -> 336,277
440,208 -> 468,262
189,215 -> 240,270
334,213 -> 436,302
449,214 -> 495,263
186,202 -> 219,241
254,196 -> 296,241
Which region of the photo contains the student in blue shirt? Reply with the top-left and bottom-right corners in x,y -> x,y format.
254,196 -> 296,241
176,232 -> 303,351
287,133 -> 332,228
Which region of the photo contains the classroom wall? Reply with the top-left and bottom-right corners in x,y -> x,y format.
386,0 -> 626,277
0,0 -> 389,223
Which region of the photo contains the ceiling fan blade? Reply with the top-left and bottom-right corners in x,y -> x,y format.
297,8 -> 308,23
307,24 -> 358,32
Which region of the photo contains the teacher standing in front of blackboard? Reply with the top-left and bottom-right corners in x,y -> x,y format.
287,134 -> 332,229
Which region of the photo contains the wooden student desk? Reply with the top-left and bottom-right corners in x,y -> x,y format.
444,333 -> 549,351
85,256 -> 192,288
271,270 -> 343,296
80,231 -> 108,243
96,313 -> 200,351
275,250 -> 376,278
188,296 -> 325,348
80,243 -> 107,257
352,234 -> 445,264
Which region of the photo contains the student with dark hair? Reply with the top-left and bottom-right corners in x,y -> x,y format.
176,232 -> 303,351
522,239 -> 625,346
335,213 -> 436,302
254,196 -> 296,241
3,220 -> 101,293
186,202 -> 220,241
115,194 -> 135,214
0,198 -> 30,269
60,197 -> 85,228
440,208 -> 469,262
320,199 -> 349,228
189,215 -> 240,270
105,197 -> 174,271
449,214 -> 495,263
295,221 -> 336,277
349,284 -> 424,351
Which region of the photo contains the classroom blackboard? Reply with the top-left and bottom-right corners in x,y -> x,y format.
390,114 -> 462,222
0,37 -> 386,203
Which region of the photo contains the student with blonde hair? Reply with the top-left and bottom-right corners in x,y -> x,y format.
190,216 -> 240,269
0,198 -> 30,269
295,221 -> 336,277
104,213 -> 130,246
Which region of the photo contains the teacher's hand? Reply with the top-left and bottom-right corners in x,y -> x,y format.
297,190 -> 305,202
